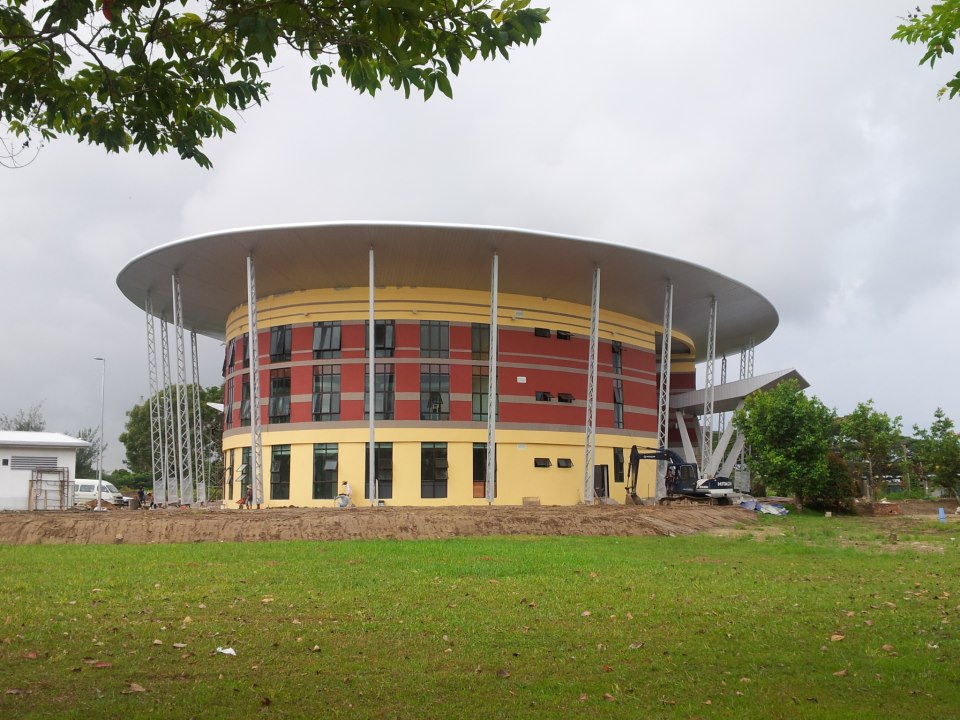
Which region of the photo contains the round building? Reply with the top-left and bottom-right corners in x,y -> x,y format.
117,223 -> 780,508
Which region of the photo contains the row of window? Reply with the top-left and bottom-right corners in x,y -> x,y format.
225,321 -> 603,373
535,391 -> 575,403
227,442 -> 497,501
227,364 -> 495,426
533,458 -> 574,468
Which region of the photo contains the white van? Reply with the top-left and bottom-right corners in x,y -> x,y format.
73,479 -> 126,507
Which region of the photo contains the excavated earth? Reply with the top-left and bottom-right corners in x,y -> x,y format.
0,504 -> 756,545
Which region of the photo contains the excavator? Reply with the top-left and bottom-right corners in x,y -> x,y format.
628,446 -> 736,505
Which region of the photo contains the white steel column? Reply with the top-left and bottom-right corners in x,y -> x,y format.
246,256 -> 264,507
172,275 -> 195,505
159,317 -> 178,505
145,296 -> 165,507
718,355 -> 728,434
190,331 -> 207,505
486,253 -> 499,504
368,246 -> 376,506
700,297 -> 718,476
582,266 -> 601,504
655,282 -> 674,501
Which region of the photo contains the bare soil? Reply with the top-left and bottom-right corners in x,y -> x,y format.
0,504 -> 756,546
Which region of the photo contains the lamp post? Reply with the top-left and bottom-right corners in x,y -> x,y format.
94,357 -> 106,511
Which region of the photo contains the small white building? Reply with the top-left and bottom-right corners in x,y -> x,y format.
0,432 -> 91,510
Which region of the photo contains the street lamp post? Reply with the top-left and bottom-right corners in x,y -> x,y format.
94,357 -> 106,511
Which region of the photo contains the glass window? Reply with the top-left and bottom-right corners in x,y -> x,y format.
557,458 -> 573,468
556,330 -> 572,340
534,327 -> 550,338
242,332 -> 250,369
472,442 -> 496,499
534,457 -> 552,468
268,368 -> 291,424
226,339 -> 237,374
270,325 -> 292,362
364,364 -> 395,420
225,378 -> 234,429
313,444 -> 338,500
313,322 -> 341,359
240,447 -> 251,496
613,447 -> 625,484
557,392 -> 574,403
613,379 -> 624,430
472,366 -> 488,421
420,364 -> 449,421
535,391 -> 553,402
471,323 -> 489,361
611,341 -> 622,375
420,320 -> 449,358
312,365 -> 341,421
270,445 -> 290,500
240,377 -> 251,427
364,320 -> 395,357
421,442 -> 448,498
364,443 -> 393,500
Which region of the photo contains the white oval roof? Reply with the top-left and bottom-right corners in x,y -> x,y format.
116,222 -> 778,361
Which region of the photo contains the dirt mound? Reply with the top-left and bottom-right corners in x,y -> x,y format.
0,504 -> 755,545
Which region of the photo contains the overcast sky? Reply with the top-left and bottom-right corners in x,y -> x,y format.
2,0 -> 957,469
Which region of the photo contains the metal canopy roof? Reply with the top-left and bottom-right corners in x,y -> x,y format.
116,222 -> 779,361
0,431 -> 91,448
670,368 -> 810,415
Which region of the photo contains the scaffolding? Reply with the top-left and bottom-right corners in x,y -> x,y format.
29,467 -> 71,510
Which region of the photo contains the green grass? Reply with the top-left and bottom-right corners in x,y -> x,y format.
1,516 -> 958,719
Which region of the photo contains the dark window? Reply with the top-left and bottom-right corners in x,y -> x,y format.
240,377 -> 251,427
613,379 -> 624,430
313,322 -> 341,359
421,442 -> 448,498
534,327 -> 551,338
612,341 -> 622,374
312,365 -> 341,421
535,391 -> 553,402
313,444 -> 338,500
420,364 -> 450,421
613,447 -> 625,483
471,323 -> 489,361
534,457 -> 552,468
472,367 -> 488,421
364,443 -> 393,500
225,378 -> 234,429
556,330 -> 572,340
226,339 -> 237,373
242,333 -> 250,369
420,321 -> 449,358
268,368 -> 291,424
473,442 -> 496,498
240,447 -> 251,496
364,364 -> 395,420
557,458 -> 573,468
227,448 -> 234,500
365,320 -> 395,357
558,392 -> 574,403
270,445 -> 290,500
270,325 -> 292,362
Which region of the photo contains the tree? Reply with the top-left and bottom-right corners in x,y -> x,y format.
893,2 -> 960,99
912,408 -> 960,499
119,384 -> 223,473
0,0 -> 549,167
0,402 -> 46,431
733,379 -> 846,511
73,426 -> 104,478
838,400 -> 902,500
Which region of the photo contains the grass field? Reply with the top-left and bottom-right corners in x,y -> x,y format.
0,513 -> 957,719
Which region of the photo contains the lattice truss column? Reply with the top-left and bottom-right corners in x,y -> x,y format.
486,253 -> 499,505
582,266 -> 600,504
655,282 -> 674,501
158,316 -> 179,504
172,275 -> 195,506
247,256 -> 265,506
144,296 -> 166,507
190,331 -> 207,505
700,297 -> 718,476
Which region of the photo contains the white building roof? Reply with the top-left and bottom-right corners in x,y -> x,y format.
116,222 -> 779,362
670,368 -> 810,415
0,431 -> 91,449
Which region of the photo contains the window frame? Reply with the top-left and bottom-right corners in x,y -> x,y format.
270,445 -> 291,500
268,368 -> 291,424
312,443 -> 339,500
364,363 -> 396,420
270,325 -> 292,363
420,320 -> 449,358
364,442 -> 394,500
421,442 -> 448,499
420,364 -> 450,421
312,321 -> 341,359
312,364 -> 341,421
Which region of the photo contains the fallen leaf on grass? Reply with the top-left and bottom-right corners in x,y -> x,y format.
261,597 -> 274,605
172,643 -> 186,649
602,664 -> 613,673
578,693 -> 588,702
311,645 -> 321,653
881,644 -> 896,652
704,699 -> 712,705
832,669 -> 848,677
830,634 -> 845,642
261,697 -> 272,706
628,642 -> 644,650
93,661 -> 112,669
740,677 -> 751,684
23,651 -> 37,660
580,611 -> 592,617
123,683 -> 146,694
864,620 -> 874,627
6,689 -> 22,695
496,669 -> 511,679
603,693 -> 615,702
152,640 -> 163,646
